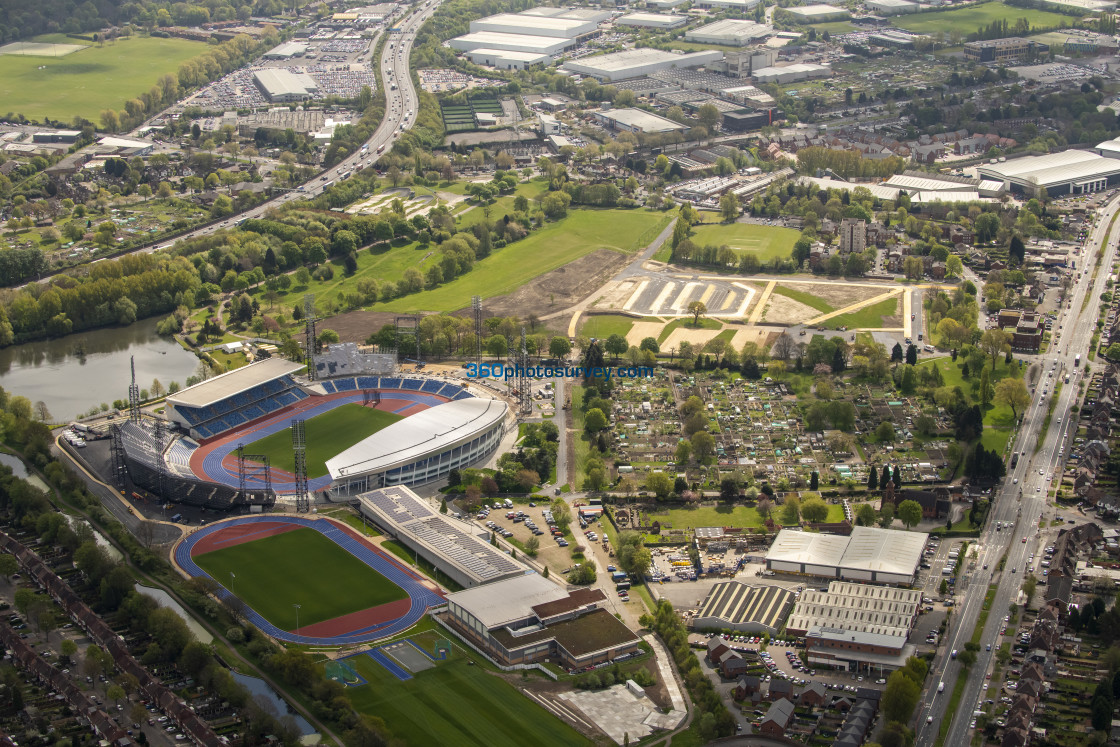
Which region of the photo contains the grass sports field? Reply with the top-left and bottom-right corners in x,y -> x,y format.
896,1 -> 1072,34
824,296 -> 900,329
0,34 -> 207,122
193,527 -> 407,628
347,636 -> 587,747
689,222 -> 799,263
244,404 -> 402,477
579,314 -> 635,340
374,209 -> 670,312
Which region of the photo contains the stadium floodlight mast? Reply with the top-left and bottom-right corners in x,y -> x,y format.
293,603 -> 301,636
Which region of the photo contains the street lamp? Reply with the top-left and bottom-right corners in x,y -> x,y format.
293,603 -> 301,636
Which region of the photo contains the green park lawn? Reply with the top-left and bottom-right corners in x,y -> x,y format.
346,639 -> 587,747
646,503 -> 845,531
823,296 -> 900,330
580,314 -> 636,340
0,34 -> 208,122
373,209 -> 670,312
193,527 -> 407,629
896,1 -> 1072,34
243,404 -> 401,476
456,181 -> 548,227
688,222 -> 800,263
771,285 -> 834,314
918,356 -> 1024,459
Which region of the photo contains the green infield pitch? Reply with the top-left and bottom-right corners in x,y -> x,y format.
347,642 -> 587,747
0,34 -> 207,122
243,404 -> 402,477
193,527 -> 407,629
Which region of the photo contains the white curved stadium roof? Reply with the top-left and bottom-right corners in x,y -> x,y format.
326,398 -> 507,479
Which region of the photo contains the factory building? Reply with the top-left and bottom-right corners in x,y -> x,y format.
592,108 -> 690,134
685,20 -> 773,46
469,12 -> 598,38
780,4 -> 851,22
615,12 -> 689,29
865,0 -> 919,14
561,48 -> 722,82
252,69 -> 319,102
752,63 -> 832,85
466,48 -> 552,70
449,31 -> 574,56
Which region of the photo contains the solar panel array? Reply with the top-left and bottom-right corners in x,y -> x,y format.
359,487 -> 523,586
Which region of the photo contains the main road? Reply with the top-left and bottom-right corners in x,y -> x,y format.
915,191 -> 1120,746
140,0 -> 441,250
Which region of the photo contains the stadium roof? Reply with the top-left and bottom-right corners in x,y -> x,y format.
167,358 -> 303,409
695,582 -> 795,632
446,573 -> 567,628
978,149 -> 1120,188
356,486 -> 526,587
326,398 -> 508,478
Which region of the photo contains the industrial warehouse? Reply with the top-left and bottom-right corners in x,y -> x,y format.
978,144 -> 1120,196
560,48 -> 722,82
785,581 -> 922,637
764,527 -> 928,584
692,582 -> 796,634
448,8 -> 601,59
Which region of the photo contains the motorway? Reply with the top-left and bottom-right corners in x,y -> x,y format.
915,191 -> 1120,746
138,1 -> 440,251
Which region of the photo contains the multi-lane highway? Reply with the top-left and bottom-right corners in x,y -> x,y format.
141,0 -> 440,249
915,192 -> 1120,746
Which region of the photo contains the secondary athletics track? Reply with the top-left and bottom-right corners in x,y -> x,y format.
188,388 -> 451,493
174,515 -> 445,646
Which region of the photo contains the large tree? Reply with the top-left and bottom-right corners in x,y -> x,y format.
994,377 -> 1030,420
897,499 -> 923,530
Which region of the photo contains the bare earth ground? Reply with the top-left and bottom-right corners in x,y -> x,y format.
324,310 -> 400,343
881,298 -> 903,328
625,320 -> 669,347
794,282 -> 884,308
484,248 -> 631,321
730,327 -> 778,350
662,327 -> 721,350
593,279 -> 641,310
762,294 -> 820,325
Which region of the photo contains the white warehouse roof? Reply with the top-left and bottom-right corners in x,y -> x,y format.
978,149 -> 1120,189
449,31 -> 573,55
469,12 -> 597,38
615,12 -> 689,28
326,397 -> 508,479
766,526 -> 927,580
561,48 -> 722,81
783,4 -> 850,17
685,19 -> 773,44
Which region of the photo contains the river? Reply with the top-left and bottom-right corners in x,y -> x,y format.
0,316 -> 200,422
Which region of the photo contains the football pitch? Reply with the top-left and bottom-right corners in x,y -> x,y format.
192,527 -> 407,629
347,639 -> 588,747
689,222 -> 800,263
896,1 -> 1072,34
0,34 -> 207,122
243,404 -> 402,477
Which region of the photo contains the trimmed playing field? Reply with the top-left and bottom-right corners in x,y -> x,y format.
346,639 -> 588,747
373,209 -> 671,312
193,527 -> 407,629
896,1 -> 1072,34
243,404 -> 402,477
689,222 -> 800,263
0,34 -> 207,122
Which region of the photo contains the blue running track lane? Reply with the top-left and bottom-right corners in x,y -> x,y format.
175,516 -> 444,646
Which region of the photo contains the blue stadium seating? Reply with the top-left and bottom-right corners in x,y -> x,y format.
420,380 -> 443,395
380,378 -> 402,390
177,374 -> 309,439
335,378 -> 357,392
401,379 -> 422,391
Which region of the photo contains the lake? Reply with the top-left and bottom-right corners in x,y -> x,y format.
0,316 -> 200,421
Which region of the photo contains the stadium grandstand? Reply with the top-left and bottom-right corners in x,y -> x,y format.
165,358 -> 308,441
354,486 -> 526,588
325,397 -> 508,495
116,420 -> 272,511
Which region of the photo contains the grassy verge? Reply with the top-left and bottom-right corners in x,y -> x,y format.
571,385 -> 590,490
657,317 -> 722,344
823,296 -> 900,330
771,284 -> 834,313
936,670 -> 969,747
971,584 -> 998,646
1035,383 -> 1063,454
